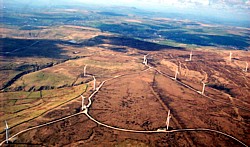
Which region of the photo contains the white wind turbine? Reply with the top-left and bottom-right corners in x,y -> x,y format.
229,51 -> 232,62
166,110 -> 171,130
201,82 -> 206,95
174,66 -> 179,80
81,95 -> 86,110
244,62 -> 248,72
84,65 -> 87,76
185,50 -> 193,61
5,121 -> 9,144
143,55 -> 148,65
189,50 -> 193,61
143,55 -> 146,64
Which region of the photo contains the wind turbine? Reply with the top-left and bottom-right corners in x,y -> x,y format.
244,62 -> 248,72
189,50 -> 193,61
166,110 -> 171,130
143,55 -> 148,65
84,65 -> 87,76
229,51 -> 232,62
81,95 -> 86,110
5,121 -> 9,144
174,67 -> 179,80
185,50 -> 193,61
201,82 -> 206,95
143,55 -> 146,64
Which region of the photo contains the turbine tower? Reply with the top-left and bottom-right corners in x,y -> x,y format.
174,67 -> 179,80
229,51 -> 232,62
143,55 -> 148,65
84,65 -> 87,76
81,95 -> 86,110
201,82 -> 206,95
5,121 -> 9,144
166,110 -> 171,130
143,55 -> 146,64
245,62 -> 248,72
189,50 -> 193,61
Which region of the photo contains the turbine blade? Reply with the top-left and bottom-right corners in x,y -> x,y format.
5,121 -> 8,129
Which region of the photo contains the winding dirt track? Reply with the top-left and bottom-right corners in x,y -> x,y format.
0,58 -> 249,147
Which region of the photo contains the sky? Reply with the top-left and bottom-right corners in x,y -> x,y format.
3,0 -> 250,26
76,0 -> 249,9
5,0 -> 249,14
77,0 -> 250,21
